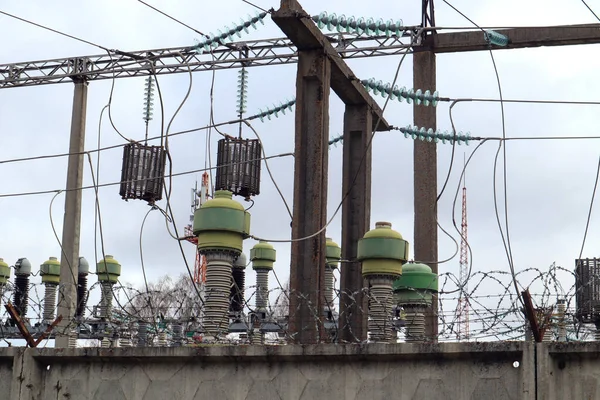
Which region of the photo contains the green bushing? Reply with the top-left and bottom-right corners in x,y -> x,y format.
40,257 -> 61,285
326,237 -> 341,269
193,190 -> 250,253
393,262 -> 438,306
358,221 -> 408,277
0,258 -> 10,285
250,241 -> 276,270
96,255 -> 121,283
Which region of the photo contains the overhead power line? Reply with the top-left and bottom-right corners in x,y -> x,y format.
581,0 -> 600,22
0,9 -> 110,51
135,0 -> 210,38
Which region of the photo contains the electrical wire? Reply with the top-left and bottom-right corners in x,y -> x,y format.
577,156 -> 600,260
441,0 -> 521,307
0,9 -> 110,51
135,0 -> 210,37
244,121 -> 293,219
250,37 -> 420,243
581,0 -> 600,22
241,0 -> 272,13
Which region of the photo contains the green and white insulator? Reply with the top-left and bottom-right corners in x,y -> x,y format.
325,237 -> 341,308
0,258 -> 10,286
96,255 -> 121,320
250,241 -> 276,312
358,222 -> 408,342
393,262 -> 437,342
193,190 -> 251,339
41,257 -> 61,321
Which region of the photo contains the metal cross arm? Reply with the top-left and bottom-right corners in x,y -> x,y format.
0,35 -> 412,90
272,0 -> 391,131
418,23 -> 600,53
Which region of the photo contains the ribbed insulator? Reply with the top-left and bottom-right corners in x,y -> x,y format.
404,305 -> 426,342
76,274 -> 88,318
43,284 -> 57,321
251,99 -> 295,122
157,331 -> 168,347
13,275 -> 30,317
99,282 -> 113,319
230,267 -> 246,313
255,269 -> 269,311
595,328 -> 600,342
137,322 -> 148,347
324,266 -> 335,307
172,324 -> 183,347
542,328 -> 553,342
203,253 -> 234,338
101,337 -> 111,348
557,302 -> 567,342
68,329 -> 78,348
119,337 -> 132,348
367,279 -> 394,342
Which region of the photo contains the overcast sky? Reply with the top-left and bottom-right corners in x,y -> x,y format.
1,0 -> 599,338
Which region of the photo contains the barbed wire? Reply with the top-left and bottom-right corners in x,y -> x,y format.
0,261 -> 595,346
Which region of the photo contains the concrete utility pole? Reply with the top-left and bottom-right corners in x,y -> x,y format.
55,78 -> 88,348
413,51 -> 438,341
273,0 -> 389,344
339,105 -> 372,342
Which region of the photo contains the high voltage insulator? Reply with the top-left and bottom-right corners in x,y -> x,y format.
251,98 -> 296,121
142,75 -> 155,123
237,67 -> 249,116
194,12 -> 267,54
329,134 -> 343,147
399,125 -> 472,145
484,30 -> 509,47
362,78 -> 440,106
312,12 -> 405,37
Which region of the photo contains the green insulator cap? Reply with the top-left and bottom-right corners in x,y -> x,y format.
250,241 -> 276,270
193,190 -> 250,254
0,258 -> 10,285
326,237 -> 341,269
358,222 -> 408,277
96,255 -> 121,283
393,262 -> 438,306
40,257 -> 61,284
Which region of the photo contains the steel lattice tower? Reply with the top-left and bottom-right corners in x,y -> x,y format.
456,162 -> 470,340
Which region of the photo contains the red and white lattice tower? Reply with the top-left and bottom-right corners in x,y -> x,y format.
456,167 -> 470,341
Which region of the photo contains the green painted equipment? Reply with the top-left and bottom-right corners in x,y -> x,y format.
358,221 -> 408,277
96,255 -> 121,283
193,190 -> 250,254
0,258 -> 10,285
40,257 -> 61,285
326,237 -> 341,269
393,262 -> 438,306
250,241 -> 276,270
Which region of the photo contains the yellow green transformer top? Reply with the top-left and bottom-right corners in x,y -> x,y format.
96,255 -> 121,284
358,221 -> 408,277
326,237 -> 341,269
0,258 -> 10,285
193,190 -> 251,254
250,241 -> 276,270
40,257 -> 61,285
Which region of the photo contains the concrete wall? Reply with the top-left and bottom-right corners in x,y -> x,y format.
4,343 -> 534,400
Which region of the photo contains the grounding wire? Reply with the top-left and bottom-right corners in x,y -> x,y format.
135,0 -> 210,37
